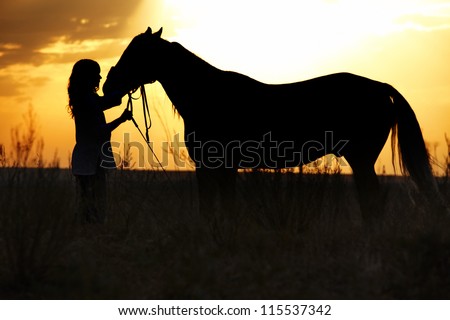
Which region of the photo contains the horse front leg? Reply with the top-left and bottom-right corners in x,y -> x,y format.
196,167 -> 238,244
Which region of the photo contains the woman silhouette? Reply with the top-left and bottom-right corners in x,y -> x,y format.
68,59 -> 131,223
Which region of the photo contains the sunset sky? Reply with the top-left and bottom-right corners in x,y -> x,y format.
1,0 -> 449,173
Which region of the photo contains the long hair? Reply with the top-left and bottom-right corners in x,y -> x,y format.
67,59 -> 100,118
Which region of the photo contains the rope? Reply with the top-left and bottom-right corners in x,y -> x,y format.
126,85 -> 182,199
140,86 -> 151,143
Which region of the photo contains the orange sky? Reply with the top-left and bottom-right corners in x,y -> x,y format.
0,0 -> 449,174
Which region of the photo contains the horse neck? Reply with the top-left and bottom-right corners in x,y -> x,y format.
171,42 -> 216,75
156,42 -> 220,117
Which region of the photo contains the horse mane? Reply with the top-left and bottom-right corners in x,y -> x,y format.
164,41 -> 220,119
169,41 -> 220,75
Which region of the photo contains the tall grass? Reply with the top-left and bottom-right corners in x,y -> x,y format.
0,168 -> 75,292
0,164 -> 449,299
0,106 -> 72,296
1,107 -> 449,298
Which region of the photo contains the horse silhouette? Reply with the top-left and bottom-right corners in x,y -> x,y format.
103,27 -> 447,224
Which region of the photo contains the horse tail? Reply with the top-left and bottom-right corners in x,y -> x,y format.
389,87 -> 434,188
389,85 -> 448,213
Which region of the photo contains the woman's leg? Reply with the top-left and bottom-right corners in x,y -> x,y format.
92,168 -> 107,224
75,170 -> 107,224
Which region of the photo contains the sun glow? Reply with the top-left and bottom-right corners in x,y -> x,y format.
1,0 -> 449,173
160,0 -> 438,81
157,0 -> 450,84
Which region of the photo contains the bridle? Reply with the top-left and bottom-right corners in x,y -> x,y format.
106,67 -> 153,142
107,66 -> 160,164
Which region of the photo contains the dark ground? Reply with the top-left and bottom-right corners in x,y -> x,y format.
0,168 -> 449,299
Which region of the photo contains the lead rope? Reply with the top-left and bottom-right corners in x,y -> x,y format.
127,85 -> 182,200
140,85 -> 151,143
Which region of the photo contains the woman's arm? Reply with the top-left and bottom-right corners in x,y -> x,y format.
106,109 -> 133,132
99,91 -> 126,111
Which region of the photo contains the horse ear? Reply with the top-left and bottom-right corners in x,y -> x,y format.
154,27 -> 163,38
145,27 -> 152,34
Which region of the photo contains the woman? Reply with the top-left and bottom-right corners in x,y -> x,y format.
68,59 -> 131,223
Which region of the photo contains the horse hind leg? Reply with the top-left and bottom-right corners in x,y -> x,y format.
346,156 -> 384,232
345,116 -> 392,232
352,164 -> 381,217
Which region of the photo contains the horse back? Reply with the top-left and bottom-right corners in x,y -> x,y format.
184,72 -> 394,169
194,72 -> 392,136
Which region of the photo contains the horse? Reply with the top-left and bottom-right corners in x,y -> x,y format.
103,27 -> 447,226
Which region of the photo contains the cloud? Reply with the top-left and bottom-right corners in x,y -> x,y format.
0,0 -> 144,68
0,75 -> 24,97
0,66 -> 51,98
393,1 -> 450,31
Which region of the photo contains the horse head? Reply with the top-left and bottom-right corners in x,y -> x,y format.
103,27 -> 164,95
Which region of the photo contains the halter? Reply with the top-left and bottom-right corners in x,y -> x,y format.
107,66 -> 153,142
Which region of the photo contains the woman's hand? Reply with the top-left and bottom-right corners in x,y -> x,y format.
106,108 -> 133,133
120,109 -> 133,122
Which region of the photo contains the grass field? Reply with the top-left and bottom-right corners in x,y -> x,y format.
0,167 -> 449,299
